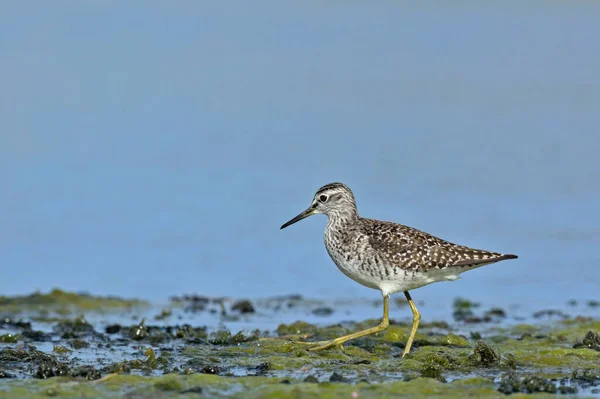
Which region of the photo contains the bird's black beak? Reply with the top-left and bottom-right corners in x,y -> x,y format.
280,207 -> 316,229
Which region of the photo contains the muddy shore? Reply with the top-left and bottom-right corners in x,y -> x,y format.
0,289 -> 599,398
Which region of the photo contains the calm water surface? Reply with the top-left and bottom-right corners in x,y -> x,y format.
1,2 -> 599,316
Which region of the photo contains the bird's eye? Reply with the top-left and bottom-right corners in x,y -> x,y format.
319,194 -> 328,203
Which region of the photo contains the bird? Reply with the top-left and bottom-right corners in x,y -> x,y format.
280,182 -> 517,357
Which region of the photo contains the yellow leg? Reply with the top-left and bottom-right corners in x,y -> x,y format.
402,290 -> 421,357
308,295 -> 390,352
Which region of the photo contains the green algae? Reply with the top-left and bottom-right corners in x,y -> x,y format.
573,331 -> 600,351
511,323 -> 540,335
239,318 -> 598,386
0,374 -> 511,399
209,329 -> 233,344
470,341 -> 500,366
498,373 -> 578,395
453,297 -> 480,310
154,307 -> 173,320
143,347 -> 157,369
51,345 -> 71,355
153,374 -> 183,391
0,289 -> 147,314
54,315 -> 94,338
276,321 -> 318,336
232,319 -> 598,392
0,333 -> 21,343
2,291 -> 600,398
69,339 -> 89,350
443,333 -> 469,347
106,347 -> 167,374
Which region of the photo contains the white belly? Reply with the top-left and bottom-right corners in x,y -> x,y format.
329,254 -> 382,291
327,244 -> 491,297
377,267 -> 464,297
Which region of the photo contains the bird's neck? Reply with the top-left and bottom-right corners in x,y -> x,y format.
326,208 -> 359,232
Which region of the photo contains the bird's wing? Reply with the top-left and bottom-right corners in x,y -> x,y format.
363,219 -> 516,271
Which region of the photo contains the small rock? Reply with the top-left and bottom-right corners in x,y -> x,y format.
464,316 -> 491,324
0,334 -> 19,343
573,331 -> 600,351
453,309 -> 472,321
21,330 -> 50,341
0,318 -> 31,330
70,366 -> 102,380
129,321 -> 148,340
231,300 -> 255,314
498,373 -> 572,395
200,365 -> 221,374
312,307 -> 334,316
453,297 -> 480,310
106,361 -> 131,374
484,308 -> 506,318
173,294 -> 210,313
230,330 -> 259,344
208,329 -> 231,345
155,308 -> 172,320
522,376 -> 557,393
181,367 -> 194,375
303,375 -> 318,383
572,369 -> 600,382
329,372 -> 350,383
52,345 -> 71,355
280,379 -> 291,384
588,300 -> 600,308
471,341 -> 499,366
420,363 -> 444,380
35,362 -> 70,379
70,339 -> 90,349
54,316 -> 95,338
532,309 -> 568,319
105,324 -> 121,334
0,369 -> 13,378
497,373 -> 521,394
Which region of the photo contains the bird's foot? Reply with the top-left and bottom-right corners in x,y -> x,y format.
306,339 -> 345,352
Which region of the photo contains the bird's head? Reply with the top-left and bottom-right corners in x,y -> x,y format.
280,182 -> 358,229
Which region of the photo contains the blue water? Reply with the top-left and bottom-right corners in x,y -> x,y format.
1,2 -> 599,313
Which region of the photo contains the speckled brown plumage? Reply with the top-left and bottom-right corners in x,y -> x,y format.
281,182 -> 518,296
356,218 -> 516,272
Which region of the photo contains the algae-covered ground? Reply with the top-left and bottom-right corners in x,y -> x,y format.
1,290 -> 599,398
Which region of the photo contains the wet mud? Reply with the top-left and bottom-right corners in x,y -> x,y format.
1,290 -> 599,398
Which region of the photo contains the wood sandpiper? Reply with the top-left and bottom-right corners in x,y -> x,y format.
281,182 -> 517,357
